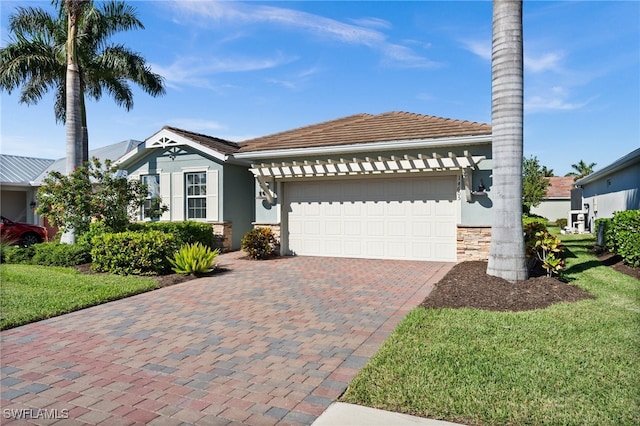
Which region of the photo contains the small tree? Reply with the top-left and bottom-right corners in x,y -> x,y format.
522,155 -> 550,214
565,160 -> 596,181
37,158 -> 150,237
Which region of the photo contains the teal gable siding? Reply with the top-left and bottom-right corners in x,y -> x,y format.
459,143 -> 493,226
222,164 -> 254,249
125,147 -> 224,223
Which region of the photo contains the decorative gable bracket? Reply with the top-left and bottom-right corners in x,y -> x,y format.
256,175 -> 277,205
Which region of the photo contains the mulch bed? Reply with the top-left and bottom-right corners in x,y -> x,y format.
597,252 -> 640,281
421,261 -> 595,312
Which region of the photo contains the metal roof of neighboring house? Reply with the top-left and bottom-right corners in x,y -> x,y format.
33,139 -> 142,184
546,176 -> 575,199
575,147 -> 640,186
162,126 -> 240,155
238,111 -> 492,153
0,155 -> 55,184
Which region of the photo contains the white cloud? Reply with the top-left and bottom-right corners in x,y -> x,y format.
349,17 -> 392,30
525,51 -> 564,73
265,66 -> 322,91
525,86 -> 594,113
461,39 -> 491,61
165,0 -> 436,69
150,53 -> 295,90
416,92 -> 435,101
461,38 -> 565,74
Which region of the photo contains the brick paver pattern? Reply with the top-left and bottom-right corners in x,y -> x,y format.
1,253 -> 452,425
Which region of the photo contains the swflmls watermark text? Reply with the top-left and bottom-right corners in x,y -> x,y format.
3,408 -> 69,420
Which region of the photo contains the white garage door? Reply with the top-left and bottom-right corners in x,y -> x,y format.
285,176 -> 458,261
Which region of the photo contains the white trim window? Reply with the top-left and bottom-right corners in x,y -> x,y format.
185,172 -> 207,219
141,174 -> 161,220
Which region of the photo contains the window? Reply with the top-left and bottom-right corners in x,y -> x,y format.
185,172 -> 207,219
141,174 -> 160,219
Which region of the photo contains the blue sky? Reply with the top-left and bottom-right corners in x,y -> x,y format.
1,0 -> 638,176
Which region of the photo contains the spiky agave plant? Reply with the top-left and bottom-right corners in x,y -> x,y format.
168,242 -> 220,275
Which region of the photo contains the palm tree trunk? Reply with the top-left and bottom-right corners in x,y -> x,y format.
486,0 -> 528,282
62,0 -> 86,244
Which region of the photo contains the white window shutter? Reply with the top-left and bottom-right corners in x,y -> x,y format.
206,170 -> 219,221
172,172 -> 184,221
159,173 -> 171,221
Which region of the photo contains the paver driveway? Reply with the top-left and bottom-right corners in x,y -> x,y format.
1,253 -> 452,425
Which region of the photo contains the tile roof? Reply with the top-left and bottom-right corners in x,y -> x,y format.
0,155 -> 55,184
163,126 -> 240,155
238,111 -> 492,152
546,176 -> 574,199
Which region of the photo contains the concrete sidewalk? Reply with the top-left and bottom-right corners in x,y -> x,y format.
313,403 -> 464,426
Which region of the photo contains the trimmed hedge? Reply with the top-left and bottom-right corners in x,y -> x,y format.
91,230 -> 178,275
127,221 -> 214,248
2,245 -> 35,264
31,242 -> 91,267
596,211 -> 640,267
80,220 -> 215,249
611,210 -> 640,267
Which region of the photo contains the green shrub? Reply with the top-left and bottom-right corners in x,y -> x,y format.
31,242 -> 91,267
241,227 -> 277,260
127,221 -> 214,248
532,231 -> 565,277
555,218 -> 568,229
76,221 -> 111,247
523,215 -> 549,228
168,242 -> 220,275
91,230 -> 177,275
611,210 -> 640,267
3,245 -> 36,264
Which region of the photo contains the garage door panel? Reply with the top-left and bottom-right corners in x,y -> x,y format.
286,176 -> 457,261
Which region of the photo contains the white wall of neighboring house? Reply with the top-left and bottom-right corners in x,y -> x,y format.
530,199 -> 571,223
577,149 -> 640,232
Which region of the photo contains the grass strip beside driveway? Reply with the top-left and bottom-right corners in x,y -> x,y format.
341,235 -> 640,425
1,264 -> 158,330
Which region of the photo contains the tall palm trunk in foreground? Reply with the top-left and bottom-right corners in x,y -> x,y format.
486,0 -> 528,282
61,0 -> 87,244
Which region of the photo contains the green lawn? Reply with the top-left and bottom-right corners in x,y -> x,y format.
0,264 -> 158,330
341,234 -> 640,425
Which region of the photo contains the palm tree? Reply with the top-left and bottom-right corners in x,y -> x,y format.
486,0 -> 528,282
65,0 -> 85,174
0,0 -> 165,165
566,160 -> 597,180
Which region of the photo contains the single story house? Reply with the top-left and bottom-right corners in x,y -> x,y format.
575,147 -> 640,232
114,126 -> 254,251
234,111 -> 494,262
530,176 -> 574,222
0,155 -> 55,224
9,111 -> 495,262
1,140 -> 140,233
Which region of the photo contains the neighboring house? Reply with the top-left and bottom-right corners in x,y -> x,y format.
575,147 -> 640,232
0,155 -> 55,224
1,140 -> 140,232
115,126 -> 254,251
530,176 -> 574,222
235,111 -> 493,262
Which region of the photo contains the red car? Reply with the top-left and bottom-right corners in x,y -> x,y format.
0,216 -> 48,246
